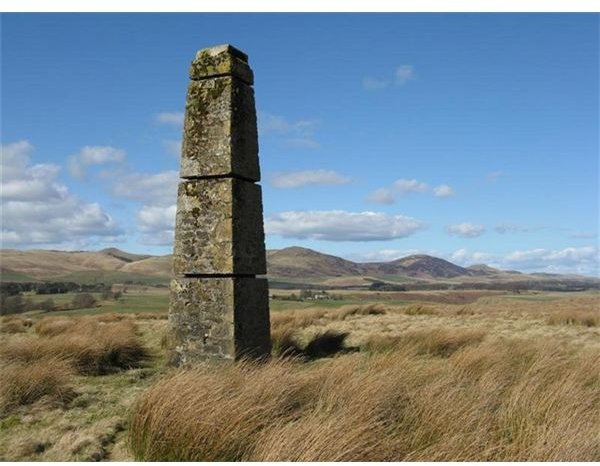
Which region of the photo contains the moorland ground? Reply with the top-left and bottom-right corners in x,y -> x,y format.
0,289 -> 598,461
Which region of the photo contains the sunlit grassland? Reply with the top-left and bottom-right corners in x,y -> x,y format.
0,290 -> 598,461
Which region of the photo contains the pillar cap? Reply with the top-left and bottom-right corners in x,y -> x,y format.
189,44 -> 253,85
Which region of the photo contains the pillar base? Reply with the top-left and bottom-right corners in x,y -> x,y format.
168,276 -> 271,365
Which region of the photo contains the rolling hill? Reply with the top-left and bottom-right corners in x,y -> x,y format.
0,246 -> 597,290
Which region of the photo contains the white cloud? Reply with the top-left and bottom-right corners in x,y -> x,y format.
363,65 -> 415,91
258,112 -> 320,149
366,188 -> 395,205
394,179 -> 429,195
269,170 -> 351,189
107,169 -> 179,245
433,184 -> 455,198
494,223 -> 533,234
137,204 -> 177,245
503,246 -> 599,275
67,146 -> 126,179
111,170 -> 179,207
155,112 -> 184,126
350,246 -> 599,276
1,141 -> 121,248
448,248 -> 495,265
446,223 -> 486,238
570,232 -> 597,240
367,178 -> 454,204
265,210 -> 427,242
395,65 -> 415,86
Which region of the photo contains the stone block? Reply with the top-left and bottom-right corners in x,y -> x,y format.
172,177 -> 267,275
189,44 -> 254,85
180,76 -> 259,180
168,277 -> 271,364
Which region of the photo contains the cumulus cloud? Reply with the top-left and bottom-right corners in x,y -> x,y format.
446,223 -> 486,238
111,170 -> 179,207
265,210 -> 427,242
137,204 -> 177,246
269,170 -> 352,189
1,141 -> 121,248
367,178 -> 455,204
155,112 -> 184,126
503,246 -> 599,275
67,146 -> 126,180
366,188 -> 396,205
259,112 -> 320,149
395,65 -> 415,85
433,184 -> 455,198
351,246 -> 599,276
107,169 -> 179,245
363,65 -> 415,91
448,248 -> 495,265
394,179 -> 429,195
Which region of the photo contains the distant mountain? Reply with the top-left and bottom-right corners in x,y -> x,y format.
366,254 -> 472,279
267,247 -> 363,277
99,248 -> 151,263
0,246 -> 597,291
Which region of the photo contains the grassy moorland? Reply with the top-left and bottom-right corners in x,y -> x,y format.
0,290 -> 598,461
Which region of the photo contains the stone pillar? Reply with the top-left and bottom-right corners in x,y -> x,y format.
168,44 -> 271,365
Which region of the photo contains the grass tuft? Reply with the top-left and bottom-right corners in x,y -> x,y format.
547,310 -> 598,327
0,359 -> 76,414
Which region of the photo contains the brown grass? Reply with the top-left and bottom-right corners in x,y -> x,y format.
34,317 -> 77,336
1,318 -> 147,375
547,309 -> 599,327
364,328 -> 488,357
1,315 -> 33,333
0,359 -> 76,414
129,332 -> 600,461
403,304 -> 439,316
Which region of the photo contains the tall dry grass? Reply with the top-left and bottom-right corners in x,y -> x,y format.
129,331 -> 600,461
547,309 -> 599,327
0,359 -> 76,414
364,327 -> 487,357
1,317 -> 147,375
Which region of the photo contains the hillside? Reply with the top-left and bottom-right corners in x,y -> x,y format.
0,246 -> 598,291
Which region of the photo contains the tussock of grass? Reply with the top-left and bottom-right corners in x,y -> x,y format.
547,310 -> 598,327
129,337 -> 600,461
271,304 -> 388,338
1,316 -> 31,334
0,359 -> 76,414
403,304 -> 439,316
34,317 -> 77,336
364,328 -> 487,357
2,318 -> 147,375
334,303 -> 386,320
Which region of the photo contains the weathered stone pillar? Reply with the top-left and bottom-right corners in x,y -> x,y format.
169,44 -> 271,364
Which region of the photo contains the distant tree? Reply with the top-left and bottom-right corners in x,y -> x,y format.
72,293 -> 97,309
101,290 -> 114,300
1,293 -> 25,315
39,298 -> 56,312
113,291 -> 123,300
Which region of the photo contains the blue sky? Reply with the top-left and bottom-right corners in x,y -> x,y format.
2,13 -> 598,275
